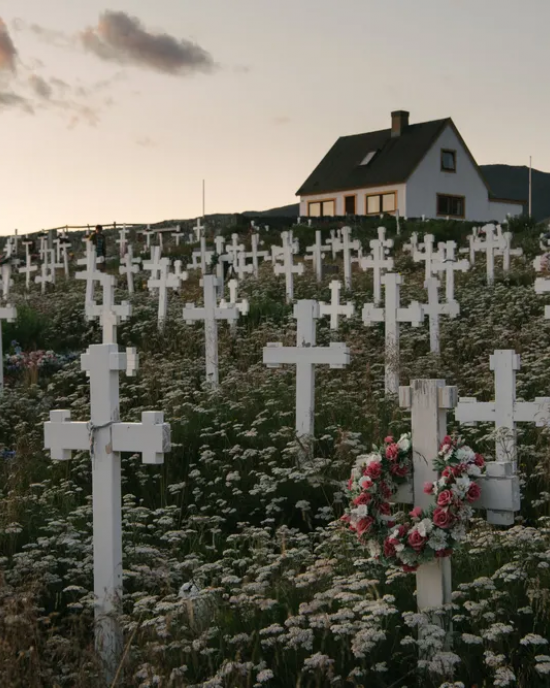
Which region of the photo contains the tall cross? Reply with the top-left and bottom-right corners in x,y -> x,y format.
319,279 -> 355,330
183,275 -> 239,386
305,230 -> 330,283
431,240 -> 469,303
119,245 -> 141,294
362,273 -> 424,395
263,300 -> 350,439
273,231 -> 304,302
471,224 -> 506,285
360,234 -> 394,305
148,257 -> 188,326
332,226 -> 361,289
455,350 -> 550,485
85,274 -> 132,344
422,277 -> 459,353
0,304 -> 17,389
44,343 -> 170,682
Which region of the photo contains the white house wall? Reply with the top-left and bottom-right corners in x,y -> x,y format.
406,124 -> 522,222
299,183 -> 407,217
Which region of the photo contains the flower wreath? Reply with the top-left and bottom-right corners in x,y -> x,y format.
343,434 -> 486,572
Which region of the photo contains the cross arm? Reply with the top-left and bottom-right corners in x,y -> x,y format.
454,398 -> 495,424
514,398 -> 550,425
263,343 -> 350,368
111,411 -> 171,465
361,303 -> 385,325
44,410 -> 89,461
396,301 -> 424,326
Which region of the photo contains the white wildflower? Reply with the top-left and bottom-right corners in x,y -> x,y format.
520,633 -> 548,646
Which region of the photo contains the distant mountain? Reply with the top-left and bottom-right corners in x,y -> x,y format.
242,165 -> 549,222
480,164 -> 549,221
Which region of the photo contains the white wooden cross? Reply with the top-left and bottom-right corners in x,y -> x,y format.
0,304 -> 17,390
431,240 -> 469,303
273,231 -> 304,302
143,246 -> 163,286
422,277 -> 459,354
403,232 -> 421,255
44,343 -> 170,682
34,249 -> 56,294
362,273 -> 424,395
263,300 -> 350,439
76,240 -> 101,309
187,237 -> 213,276
225,233 -> 244,267
59,237 -> 70,278
305,230 -> 330,284
459,227 -> 479,264
20,238 -> 37,289
148,257 -> 188,326
144,224 -> 154,253
193,218 -> 205,242
325,229 -> 341,259
0,260 -> 13,300
248,233 -> 269,278
85,274 -> 132,344
116,224 -> 129,258
172,225 -> 185,247
213,235 -> 228,296
413,234 -> 439,281
219,278 -> 249,330
496,231 -> 523,272
234,249 -> 254,281
397,378 -> 523,616
38,233 -> 48,262
119,245 -> 141,294
360,233 -> 394,305
471,224 -> 506,285
455,351 -> 550,510
183,274 -> 239,386
331,226 -> 361,289
319,279 -> 355,330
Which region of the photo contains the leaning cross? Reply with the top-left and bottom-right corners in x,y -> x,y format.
319,279 -> 355,330
455,349 -> 550,523
263,299 -> 350,439
183,274 -> 239,386
422,277 -> 460,354
362,273 -> 424,395
44,343 -> 170,683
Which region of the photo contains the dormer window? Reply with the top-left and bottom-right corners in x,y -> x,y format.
441,149 -> 456,172
360,150 -> 377,166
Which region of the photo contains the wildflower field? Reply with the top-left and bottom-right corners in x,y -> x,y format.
1,220 -> 550,687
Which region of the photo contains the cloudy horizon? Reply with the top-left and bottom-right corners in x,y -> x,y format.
0,0 -> 549,234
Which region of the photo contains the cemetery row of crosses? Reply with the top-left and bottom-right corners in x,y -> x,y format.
2,217 -> 550,687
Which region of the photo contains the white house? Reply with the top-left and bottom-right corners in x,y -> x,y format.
296,111 -> 524,222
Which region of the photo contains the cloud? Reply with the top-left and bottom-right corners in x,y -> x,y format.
29,74 -> 52,99
0,17 -> 17,72
135,135 -> 157,148
0,90 -> 33,113
80,11 -> 216,75
11,18 -> 73,49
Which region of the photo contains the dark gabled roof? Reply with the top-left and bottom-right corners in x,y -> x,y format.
296,118 -> 451,196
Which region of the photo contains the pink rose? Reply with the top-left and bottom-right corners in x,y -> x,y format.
408,529 -> 427,552
379,481 -> 392,499
396,524 -> 408,538
390,463 -> 408,477
353,491 -> 371,506
378,502 -> 391,516
384,436 -> 394,444
366,462 -> 382,480
423,482 -> 434,494
409,506 -> 422,519
340,514 -> 351,523
385,443 -> 399,460
383,537 -> 397,557
437,490 -> 453,507
474,454 -> 485,467
433,507 -> 452,528
356,516 -> 374,535
467,482 -> 481,503
347,478 -> 354,490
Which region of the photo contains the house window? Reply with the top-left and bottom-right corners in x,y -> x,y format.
308,199 -> 335,217
344,195 -> 356,215
366,192 -> 396,215
437,194 -> 465,218
441,149 -> 456,172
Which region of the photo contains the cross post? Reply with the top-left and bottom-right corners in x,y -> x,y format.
422,277 -> 460,354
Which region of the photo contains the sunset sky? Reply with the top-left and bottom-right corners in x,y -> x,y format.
0,0 -> 549,235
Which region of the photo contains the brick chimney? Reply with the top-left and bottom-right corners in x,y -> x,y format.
391,110 -> 410,137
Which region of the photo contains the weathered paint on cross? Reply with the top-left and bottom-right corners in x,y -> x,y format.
362,273 -> 424,395
43,343 -> 170,683
263,300 -> 350,439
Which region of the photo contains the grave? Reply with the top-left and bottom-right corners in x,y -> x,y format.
272,231 -> 304,302
360,231 -> 394,304
319,279 -> 355,330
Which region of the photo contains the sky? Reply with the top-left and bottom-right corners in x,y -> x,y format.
0,0 -> 549,235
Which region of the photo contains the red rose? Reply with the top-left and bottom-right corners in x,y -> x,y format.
442,435 -> 452,446
360,475 -> 373,489
467,482 -> 481,503
384,436 -> 394,444
356,516 -> 375,535
397,525 -> 408,538
385,443 -> 399,460
378,502 -> 391,516
347,478 -> 354,490
474,454 -> 485,467
379,481 -> 393,499
409,506 -> 422,519
433,507 -> 452,528
383,537 -> 397,557
353,491 -> 372,506
408,530 -> 427,552
435,548 -> 453,558
452,465 -> 465,477
437,490 -> 453,507
423,482 -> 434,494
366,462 -> 382,479
442,466 -> 453,478
341,514 -> 351,523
